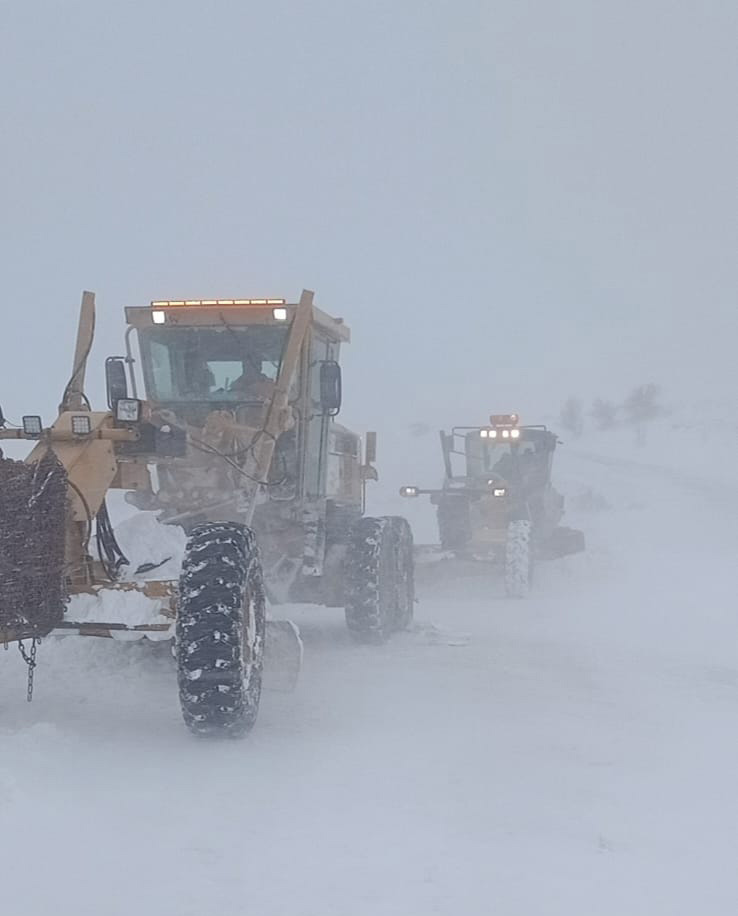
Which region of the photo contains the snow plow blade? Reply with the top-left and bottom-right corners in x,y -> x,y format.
263,619 -> 303,692
538,526 -> 585,561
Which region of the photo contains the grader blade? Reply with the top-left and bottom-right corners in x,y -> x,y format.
538,525 -> 586,560
263,619 -> 303,692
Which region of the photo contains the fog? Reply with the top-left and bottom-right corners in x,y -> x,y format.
0,2 -> 736,914
2,2 -> 735,419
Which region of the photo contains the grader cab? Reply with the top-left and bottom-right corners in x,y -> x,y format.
0,289 -> 414,738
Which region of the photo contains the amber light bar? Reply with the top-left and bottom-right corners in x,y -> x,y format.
150,298 -> 287,307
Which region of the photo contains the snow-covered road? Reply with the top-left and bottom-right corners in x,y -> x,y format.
1,437 -> 737,915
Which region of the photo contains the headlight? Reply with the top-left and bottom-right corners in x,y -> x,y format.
151,310 -> 166,325
480,429 -> 488,438
71,415 -> 91,436
22,415 -> 43,438
510,428 -> 521,439
116,399 -> 142,423
400,486 -> 420,498
501,429 -> 510,439
493,487 -> 507,497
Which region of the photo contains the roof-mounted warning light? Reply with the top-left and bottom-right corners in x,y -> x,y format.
150,298 -> 287,307
480,414 -> 522,440
489,413 -> 519,427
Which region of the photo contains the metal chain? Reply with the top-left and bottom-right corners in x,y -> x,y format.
17,637 -> 38,702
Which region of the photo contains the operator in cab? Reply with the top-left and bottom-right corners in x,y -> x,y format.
229,359 -> 275,402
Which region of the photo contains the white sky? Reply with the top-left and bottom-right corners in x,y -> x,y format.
0,0 -> 735,435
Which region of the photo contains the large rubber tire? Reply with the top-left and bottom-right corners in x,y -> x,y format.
176,522 -> 266,738
505,519 -> 533,598
344,516 -> 414,643
388,516 -> 415,630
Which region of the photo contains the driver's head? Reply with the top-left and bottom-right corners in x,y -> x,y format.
240,360 -> 263,383
185,353 -> 214,394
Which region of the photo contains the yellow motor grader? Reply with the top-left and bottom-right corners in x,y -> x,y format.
400,414 -> 584,597
0,290 -> 414,737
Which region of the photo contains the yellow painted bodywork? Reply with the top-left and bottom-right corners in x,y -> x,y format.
25,412 -> 120,521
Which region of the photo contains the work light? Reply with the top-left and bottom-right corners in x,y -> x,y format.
71,415 -> 92,436
22,415 -> 43,437
116,399 -> 142,423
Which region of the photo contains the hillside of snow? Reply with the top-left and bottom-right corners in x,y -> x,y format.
1,408 -> 737,915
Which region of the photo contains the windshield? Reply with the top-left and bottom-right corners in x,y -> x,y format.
139,325 -> 289,403
464,433 -> 539,480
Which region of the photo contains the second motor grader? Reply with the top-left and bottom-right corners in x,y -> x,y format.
400,414 -> 584,597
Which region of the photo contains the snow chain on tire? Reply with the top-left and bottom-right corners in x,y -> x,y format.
176,522 -> 266,737
344,516 -> 415,643
505,519 -> 533,599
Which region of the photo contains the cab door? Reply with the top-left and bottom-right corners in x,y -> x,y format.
297,331 -> 338,578
301,331 -> 336,500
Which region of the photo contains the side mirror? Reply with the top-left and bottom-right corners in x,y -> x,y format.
319,360 -> 342,416
0,404 -> 5,428
365,431 -> 377,464
105,357 -> 129,409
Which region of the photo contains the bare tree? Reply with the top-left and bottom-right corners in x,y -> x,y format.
559,397 -> 584,438
590,397 -> 618,430
623,383 -> 664,445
